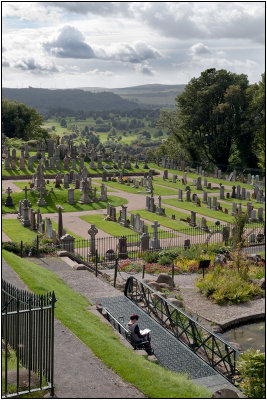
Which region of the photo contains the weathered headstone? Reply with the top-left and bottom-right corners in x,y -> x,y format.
68,188 -> 75,205
88,224 -> 98,255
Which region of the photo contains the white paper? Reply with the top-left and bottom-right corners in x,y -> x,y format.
140,328 -> 151,335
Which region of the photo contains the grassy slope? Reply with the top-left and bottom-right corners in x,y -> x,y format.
2,189 -> 127,213
2,219 -> 86,244
150,164 -> 258,190
2,250 -> 211,399
130,208 -> 216,234
94,179 -> 177,196
80,214 -> 167,237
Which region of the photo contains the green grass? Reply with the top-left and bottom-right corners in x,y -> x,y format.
2,219 -> 86,245
94,179 -> 177,196
163,198 -> 236,223
150,164 -> 258,190
153,177 -> 216,194
2,159 -> 148,177
2,250 -> 211,399
2,189 -> 127,214
130,208 -> 216,234
80,214 -> 168,239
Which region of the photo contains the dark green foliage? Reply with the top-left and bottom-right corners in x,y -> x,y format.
141,251 -> 160,263
2,99 -> 48,140
158,255 -> 172,266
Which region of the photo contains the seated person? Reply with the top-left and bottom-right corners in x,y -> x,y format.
127,314 -> 153,354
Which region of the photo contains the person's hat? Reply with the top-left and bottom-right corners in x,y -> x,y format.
130,313 -> 139,320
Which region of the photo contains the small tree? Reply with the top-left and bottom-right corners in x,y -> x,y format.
238,349 -> 265,398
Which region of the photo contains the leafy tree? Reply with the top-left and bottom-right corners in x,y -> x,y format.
159,68 -> 253,169
2,99 -> 48,140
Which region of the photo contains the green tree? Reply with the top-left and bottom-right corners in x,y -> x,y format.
159,68 -> 252,169
2,99 -> 48,140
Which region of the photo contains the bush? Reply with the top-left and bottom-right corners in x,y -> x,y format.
196,266 -> 263,304
158,255 -> 172,266
141,251 -> 160,263
238,349 -> 265,398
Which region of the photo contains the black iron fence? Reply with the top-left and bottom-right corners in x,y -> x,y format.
1,280 -> 56,398
61,222 -> 265,267
124,276 -> 240,383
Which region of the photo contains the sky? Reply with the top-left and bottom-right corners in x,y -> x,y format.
2,1 -> 265,89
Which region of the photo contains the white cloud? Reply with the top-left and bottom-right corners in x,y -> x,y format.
189,43 -> 211,57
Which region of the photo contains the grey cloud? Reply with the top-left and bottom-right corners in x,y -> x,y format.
190,43 -> 211,56
44,26 -> 95,59
2,60 -> 10,67
136,64 -> 154,76
107,42 -> 160,64
44,2 -> 129,16
15,58 -> 58,72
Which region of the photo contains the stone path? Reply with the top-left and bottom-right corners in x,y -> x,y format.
2,258 -> 145,399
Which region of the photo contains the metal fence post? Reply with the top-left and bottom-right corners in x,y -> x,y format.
142,264 -> 145,279
172,262 -> 174,281
36,235 -> 39,258
95,250 -> 98,277
114,258 -> 118,288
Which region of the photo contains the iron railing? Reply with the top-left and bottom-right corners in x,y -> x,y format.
124,276 -> 240,383
1,280 -> 56,398
65,222 -> 265,266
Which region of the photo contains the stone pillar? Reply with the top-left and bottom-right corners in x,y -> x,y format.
151,221 -> 160,249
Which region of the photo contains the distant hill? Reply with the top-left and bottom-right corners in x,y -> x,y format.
79,84 -> 186,107
2,87 -> 140,114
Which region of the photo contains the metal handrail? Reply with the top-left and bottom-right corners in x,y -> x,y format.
124,276 -> 240,383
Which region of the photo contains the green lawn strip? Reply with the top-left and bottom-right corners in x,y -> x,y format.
50,221 -> 86,245
14,181 -> 106,192
152,177 -> 217,194
80,214 -> 168,239
149,164 -> 256,190
162,198 -> 235,224
2,250 -> 211,399
130,208 -> 216,234
2,219 -> 86,247
2,190 -> 127,214
94,179 -> 177,196
3,160 -> 147,177
2,219 -> 37,243
215,196 -> 265,210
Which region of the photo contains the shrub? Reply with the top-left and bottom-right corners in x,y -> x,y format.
141,251 -> 160,263
238,349 -> 265,398
158,255 -> 172,266
196,266 -> 263,305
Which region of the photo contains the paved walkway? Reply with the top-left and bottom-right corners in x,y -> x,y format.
2,258 -> 145,399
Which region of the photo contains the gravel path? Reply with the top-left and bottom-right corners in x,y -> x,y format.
2,258 -> 145,399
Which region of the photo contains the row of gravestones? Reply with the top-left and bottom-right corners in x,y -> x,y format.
106,203 -> 150,235
161,158 -> 265,186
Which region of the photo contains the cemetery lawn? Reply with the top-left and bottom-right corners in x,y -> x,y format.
14,181 -> 116,193
2,250 -> 211,399
130,208 -> 215,234
80,214 -> 168,239
152,177 -> 216,194
2,160 -> 148,177
2,219 -> 86,245
162,198 -> 235,224
215,196 -> 265,210
94,179 -> 177,196
150,164 -> 256,190
2,191 -> 127,214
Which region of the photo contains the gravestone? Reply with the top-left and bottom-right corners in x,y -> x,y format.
63,174 -> 69,189
203,191 -> 208,204
37,188 -> 47,207
60,234 -> 75,253
151,221 -> 161,250
163,170 -> 168,180
172,175 -> 177,183
100,184 -> 107,202
63,156 -> 69,169
186,190 -> 191,202
189,211 -> 196,227
196,176 -> 202,190
184,239 -> 190,249
19,157 -> 26,170
88,224 -> 98,256
219,186 -> 224,199
5,157 -> 11,170
46,218 -> 53,238
241,187 -> 246,200
207,197 -> 212,209
231,186 -> 236,198
140,233 -> 149,251
231,202 -> 237,216
118,236 -> 128,259
211,197 -> 217,210
71,159 -> 76,170
204,178 -> 208,188
178,189 -> 183,202
120,205 -> 128,227
236,185 -> 241,199
68,188 -> 75,205
5,187 -> 14,207
258,207 -> 264,222
57,206 -> 64,238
